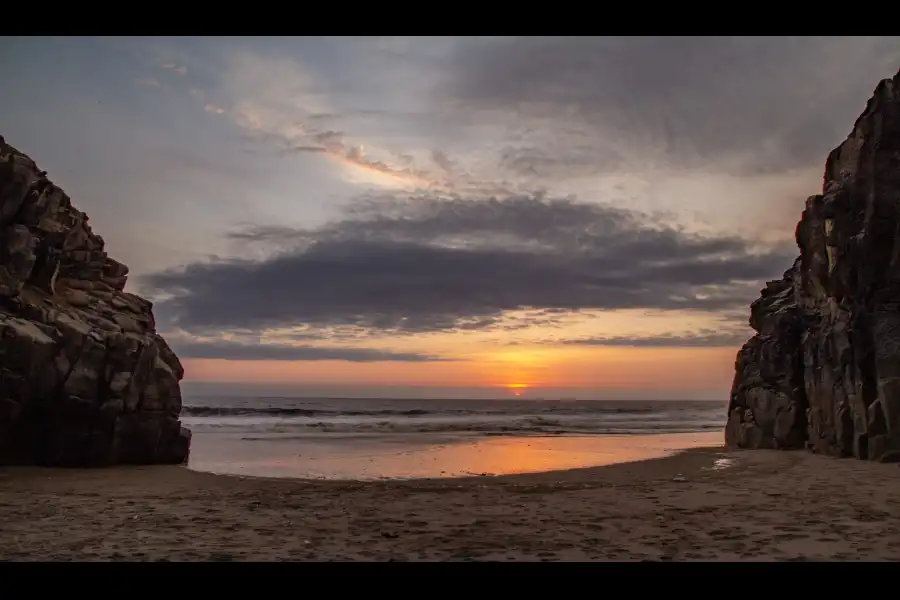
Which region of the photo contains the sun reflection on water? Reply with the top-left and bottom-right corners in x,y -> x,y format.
189,431 -> 724,481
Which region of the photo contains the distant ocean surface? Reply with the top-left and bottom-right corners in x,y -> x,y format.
182,397 -> 727,437
183,396 -> 728,480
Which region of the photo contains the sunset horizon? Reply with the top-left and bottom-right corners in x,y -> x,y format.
7,34 -> 900,563
3,36 -> 899,399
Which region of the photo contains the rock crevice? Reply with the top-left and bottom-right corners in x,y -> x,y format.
0,137 -> 190,466
726,70 -> 900,462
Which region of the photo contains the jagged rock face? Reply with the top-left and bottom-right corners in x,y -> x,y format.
0,137 -> 191,466
726,263 -> 807,451
726,71 -> 900,462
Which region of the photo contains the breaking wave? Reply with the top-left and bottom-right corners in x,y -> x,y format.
182,404 -> 657,418
180,398 -> 726,437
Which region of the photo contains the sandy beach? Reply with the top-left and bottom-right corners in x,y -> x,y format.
3,446 -> 900,561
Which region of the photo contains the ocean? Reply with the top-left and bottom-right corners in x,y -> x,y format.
183,395 -> 728,480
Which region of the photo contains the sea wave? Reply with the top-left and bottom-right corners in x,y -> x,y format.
179,398 -> 727,438
181,404 -> 661,418
180,415 -> 724,437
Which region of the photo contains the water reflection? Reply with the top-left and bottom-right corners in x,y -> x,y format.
188,431 -> 724,480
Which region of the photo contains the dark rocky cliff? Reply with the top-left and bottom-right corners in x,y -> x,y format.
0,137 -> 191,466
726,70 -> 900,461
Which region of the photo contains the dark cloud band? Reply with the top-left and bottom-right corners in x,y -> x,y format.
142,194 -> 792,335
562,331 -> 750,348
169,339 -> 448,362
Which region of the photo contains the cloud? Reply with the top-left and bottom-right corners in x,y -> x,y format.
441,36 -> 900,177
205,39 -> 900,213
169,339 -> 448,362
499,144 -> 625,179
134,77 -> 161,88
562,329 -> 750,348
431,150 -> 456,172
171,45 -> 546,198
201,50 -> 445,189
277,130 -> 436,189
141,194 -> 793,335
219,51 -> 333,130
161,62 -> 188,76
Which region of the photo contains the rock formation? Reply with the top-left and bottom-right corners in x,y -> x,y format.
726,70 -> 900,462
0,137 -> 191,466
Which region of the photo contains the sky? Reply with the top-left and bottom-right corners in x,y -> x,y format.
2,36 -> 899,399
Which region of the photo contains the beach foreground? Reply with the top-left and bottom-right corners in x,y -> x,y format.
2,447 -> 900,561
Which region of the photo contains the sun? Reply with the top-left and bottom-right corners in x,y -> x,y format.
505,383 -> 528,397
480,350 -> 550,391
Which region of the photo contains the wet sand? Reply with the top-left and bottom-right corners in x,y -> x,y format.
3,446 -> 900,561
188,431 -> 724,480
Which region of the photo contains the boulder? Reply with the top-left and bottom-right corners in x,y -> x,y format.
0,137 -> 191,466
726,69 -> 900,461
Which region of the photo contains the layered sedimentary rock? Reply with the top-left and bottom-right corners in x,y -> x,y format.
726,70 -> 900,461
0,137 -> 190,466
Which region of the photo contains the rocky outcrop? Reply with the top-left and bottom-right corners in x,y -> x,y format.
726,70 -> 900,462
0,137 -> 190,466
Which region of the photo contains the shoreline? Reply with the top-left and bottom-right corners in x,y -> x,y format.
187,444 -> 727,486
0,443 -> 728,484
185,430 -> 724,481
5,444 -> 900,561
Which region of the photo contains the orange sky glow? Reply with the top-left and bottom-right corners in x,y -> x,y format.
13,38 -> 883,400
182,345 -> 738,394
